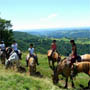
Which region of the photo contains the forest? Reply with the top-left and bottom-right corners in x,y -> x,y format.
14,31 -> 90,56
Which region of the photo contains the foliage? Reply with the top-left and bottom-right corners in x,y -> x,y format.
0,18 -> 14,46
14,31 -> 90,56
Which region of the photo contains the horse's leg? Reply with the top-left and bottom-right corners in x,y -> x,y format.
64,78 -> 68,88
88,80 -> 90,88
52,61 -> 55,69
12,62 -> 15,70
48,60 -> 50,66
48,59 -> 50,67
70,76 -> 75,88
34,65 -> 36,73
28,65 -> 30,75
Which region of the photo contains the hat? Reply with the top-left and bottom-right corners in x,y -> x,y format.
70,40 -> 74,43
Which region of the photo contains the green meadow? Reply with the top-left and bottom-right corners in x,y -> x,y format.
0,52 -> 89,90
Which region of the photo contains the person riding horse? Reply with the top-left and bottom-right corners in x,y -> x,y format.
5,47 -> 20,69
69,40 -> 77,67
51,40 -> 57,57
11,40 -> 21,59
26,44 -> 39,67
48,40 -> 61,69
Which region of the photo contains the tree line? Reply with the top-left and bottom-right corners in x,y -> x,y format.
0,17 -> 14,46
14,31 -> 90,56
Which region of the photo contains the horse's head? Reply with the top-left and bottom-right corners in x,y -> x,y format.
6,47 -> 13,59
52,59 -> 68,84
29,57 -> 36,66
52,67 -> 59,84
6,47 -> 12,54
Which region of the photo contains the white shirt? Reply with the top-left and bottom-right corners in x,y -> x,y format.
11,43 -> 18,51
28,48 -> 34,55
0,44 -> 5,50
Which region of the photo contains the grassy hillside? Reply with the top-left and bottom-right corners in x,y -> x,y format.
0,53 -> 90,90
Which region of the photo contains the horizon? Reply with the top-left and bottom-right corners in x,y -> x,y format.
0,0 -> 90,30
13,26 -> 90,31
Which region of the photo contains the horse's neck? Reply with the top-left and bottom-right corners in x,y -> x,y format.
10,50 -> 15,55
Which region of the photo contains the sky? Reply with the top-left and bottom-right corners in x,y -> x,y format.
0,0 -> 90,30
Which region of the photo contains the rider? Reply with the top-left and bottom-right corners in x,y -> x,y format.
11,40 -> 21,59
51,40 -> 57,57
70,40 -> 77,66
0,41 -> 5,51
28,44 -> 39,65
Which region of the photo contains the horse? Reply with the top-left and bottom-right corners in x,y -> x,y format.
5,47 -> 21,70
72,62 -> 90,88
26,53 -> 38,67
72,62 -> 90,76
28,57 -> 36,75
80,54 -> 90,62
0,49 -> 6,64
52,58 -> 90,88
48,50 -> 61,69
52,58 -> 75,88
5,47 -> 22,60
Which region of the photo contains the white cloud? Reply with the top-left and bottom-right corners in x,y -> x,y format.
48,14 -> 58,18
40,13 -> 58,21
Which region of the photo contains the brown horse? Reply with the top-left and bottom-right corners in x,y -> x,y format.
52,58 -> 74,88
72,62 -> 90,76
28,57 -> 36,75
72,62 -> 90,89
52,59 -> 90,88
80,54 -> 90,62
48,50 -> 61,69
0,49 -> 6,64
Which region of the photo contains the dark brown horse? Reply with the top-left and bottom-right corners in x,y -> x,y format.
0,49 -> 6,64
52,58 -> 90,88
48,50 -> 61,69
52,58 -> 74,88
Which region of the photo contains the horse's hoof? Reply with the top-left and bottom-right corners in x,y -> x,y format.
72,86 -> 75,88
64,86 -> 67,88
72,84 -> 75,88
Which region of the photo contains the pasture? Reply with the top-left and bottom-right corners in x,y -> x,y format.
0,52 -> 90,90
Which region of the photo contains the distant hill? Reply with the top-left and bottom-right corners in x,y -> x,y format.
19,27 -> 90,38
14,31 -> 90,56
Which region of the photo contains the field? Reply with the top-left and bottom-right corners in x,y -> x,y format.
0,53 -> 90,90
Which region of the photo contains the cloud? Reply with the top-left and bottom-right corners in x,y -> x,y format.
48,14 -> 57,18
40,13 -> 58,21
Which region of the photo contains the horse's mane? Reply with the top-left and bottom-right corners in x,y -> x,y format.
60,57 -> 67,63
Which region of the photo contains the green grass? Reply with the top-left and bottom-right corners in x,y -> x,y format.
0,53 -> 90,90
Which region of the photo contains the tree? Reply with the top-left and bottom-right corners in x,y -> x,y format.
0,17 -> 14,46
